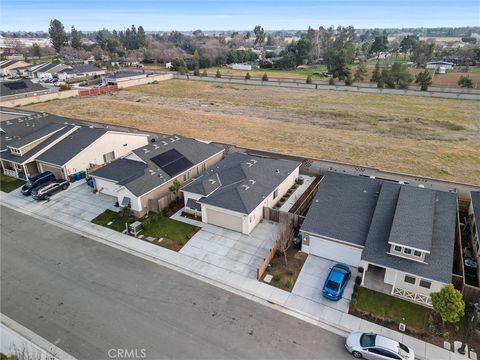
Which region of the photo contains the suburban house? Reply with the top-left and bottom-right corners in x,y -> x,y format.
0,60 -> 28,76
89,136 -> 225,217
426,60 -> 454,70
181,152 -> 301,234
0,112 -> 149,180
101,71 -> 147,86
31,63 -> 70,80
0,80 -> 50,98
57,64 -> 106,81
468,192 -> 480,279
300,171 -> 458,307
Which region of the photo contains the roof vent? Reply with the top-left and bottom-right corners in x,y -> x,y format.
148,169 -> 156,175
208,179 -> 217,184
170,137 -> 175,142
162,141 -> 169,146
241,185 -> 250,190
174,135 -> 180,140
250,159 -> 257,164
249,179 -> 256,184
142,148 -> 150,153
275,169 -> 280,173
153,144 -> 159,149
246,162 -> 253,167
418,184 -> 425,188
17,118 -> 23,123
5,121 -> 12,125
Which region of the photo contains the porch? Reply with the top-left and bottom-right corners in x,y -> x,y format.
1,160 -> 26,180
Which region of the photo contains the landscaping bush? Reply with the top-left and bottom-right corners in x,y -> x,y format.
284,277 -> 292,289
202,69 -> 207,77
245,72 -> 251,80
215,69 -> 221,78
355,275 -> 362,285
193,68 -> 200,76
262,72 -> 269,81
306,74 -> 312,84
273,271 -> 281,282
358,266 -> 364,273
328,78 -> 335,85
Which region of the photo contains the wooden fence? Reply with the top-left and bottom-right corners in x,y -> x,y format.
257,240 -> 280,280
263,207 -> 305,228
79,85 -> 118,96
288,175 -> 322,215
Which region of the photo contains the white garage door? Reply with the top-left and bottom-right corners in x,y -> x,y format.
309,236 -> 362,267
38,163 -> 64,180
206,208 -> 243,233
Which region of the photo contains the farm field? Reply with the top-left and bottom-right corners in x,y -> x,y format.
23,79 -> 480,184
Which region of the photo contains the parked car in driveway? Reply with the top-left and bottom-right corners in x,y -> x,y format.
21,171 -> 55,195
345,332 -> 414,360
31,179 -> 69,200
322,263 -> 351,301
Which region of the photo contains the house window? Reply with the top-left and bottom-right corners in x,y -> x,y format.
404,275 -> 416,284
183,172 -> 190,181
394,245 -> 402,252
103,151 -> 115,163
273,189 -> 278,200
414,250 -> 422,257
403,248 -> 412,255
202,163 -> 206,171
419,280 -> 431,289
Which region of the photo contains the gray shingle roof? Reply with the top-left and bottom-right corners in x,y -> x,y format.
104,71 -> 145,79
472,192 -> 480,230
89,158 -> 147,184
36,127 -> 108,166
182,152 -> 301,214
388,186 -> 435,252
90,136 -> 223,197
0,60 -> 17,69
7,122 -> 66,148
63,64 -> 103,75
301,172 -> 381,246
362,182 -> 457,283
0,80 -> 49,97
0,125 -> 76,164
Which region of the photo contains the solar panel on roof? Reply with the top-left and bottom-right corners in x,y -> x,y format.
162,157 -> 193,176
4,82 -> 28,91
150,149 -> 183,168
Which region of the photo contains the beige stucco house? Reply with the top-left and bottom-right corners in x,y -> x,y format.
181,152 -> 301,234
300,171 -> 458,307
89,136 -> 225,217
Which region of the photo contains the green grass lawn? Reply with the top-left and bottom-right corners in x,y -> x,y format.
0,174 -> 26,193
91,209 -> 199,251
353,287 -> 430,330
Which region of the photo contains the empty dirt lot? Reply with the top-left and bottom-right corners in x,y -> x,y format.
24,79 -> 480,184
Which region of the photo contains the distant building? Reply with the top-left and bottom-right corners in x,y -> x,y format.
426,61 -> 454,70
231,63 -> 252,71
0,60 -> 29,77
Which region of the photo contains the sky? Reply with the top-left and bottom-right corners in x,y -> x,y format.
1,0 -> 479,31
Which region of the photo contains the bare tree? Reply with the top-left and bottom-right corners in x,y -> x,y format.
277,215 -> 295,266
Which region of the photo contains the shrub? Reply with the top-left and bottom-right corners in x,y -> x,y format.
458,76 -> 473,88
284,277 -> 292,289
59,82 -> 70,91
358,266 -> 364,273
355,275 -> 362,285
215,69 -> 221,78
345,73 -> 353,86
273,271 -> 281,282
306,74 -> 312,84
202,69 -> 207,77
262,72 -> 269,81
377,77 -> 384,88
193,68 -> 200,76
245,72 -> 251,80
328,78 -> 335,85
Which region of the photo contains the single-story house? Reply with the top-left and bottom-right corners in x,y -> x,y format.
300,171 -> 458,307
57,64 -> 106,81
181,152 -> 301,234
0,80 -> 50,98
0,112 -> 149,180
0,60 -> 29,77
468,192 -> 480,279
426,61 -> 454,70
89,136 -> 225,217
101,71 -> 147,86
31,63 -> 70,80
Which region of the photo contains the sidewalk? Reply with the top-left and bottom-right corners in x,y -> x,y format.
0,192 -> 469,360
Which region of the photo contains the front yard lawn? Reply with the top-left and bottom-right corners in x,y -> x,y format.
91,209 -> 199,251
0,174 -> 25,193
352,287 -> 430,330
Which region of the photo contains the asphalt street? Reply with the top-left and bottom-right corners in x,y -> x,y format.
1,205 -> 351,360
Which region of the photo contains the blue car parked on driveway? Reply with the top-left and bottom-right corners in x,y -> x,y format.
322,263 -> 351,301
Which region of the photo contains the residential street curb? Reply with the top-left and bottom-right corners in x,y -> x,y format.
1,313 -> 77,360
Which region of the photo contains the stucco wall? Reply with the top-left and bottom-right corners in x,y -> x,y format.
115,74 -> 174,89
94,177 -> 138,210
0,89 -> 79,107
64,132 -> 149,176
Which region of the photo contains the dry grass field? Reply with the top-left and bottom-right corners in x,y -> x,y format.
24,79 -> 480,184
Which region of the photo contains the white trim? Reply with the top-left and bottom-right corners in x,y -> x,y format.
388,241 -> 431,254
301,230 -> 365,250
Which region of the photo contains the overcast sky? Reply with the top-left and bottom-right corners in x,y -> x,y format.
1,0 -> 479,31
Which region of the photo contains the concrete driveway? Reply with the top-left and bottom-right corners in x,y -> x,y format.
292,255 -> 358,313
10,181 -> 119,221
179,221 -> 279,279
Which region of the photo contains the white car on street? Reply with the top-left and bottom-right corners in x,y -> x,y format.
345,332 -> 415,360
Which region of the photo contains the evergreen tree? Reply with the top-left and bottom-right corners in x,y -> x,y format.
70,26 -> 82,50
262,72 -> 269,81
48,19 -> 67,52
137,26 -> 146,48
415,69 -> 433,91
215,69 -> 221,78
306,74 -> 312,84
31,43 -> 42,58
371,61 -> 381,82
353,61 -> 368,82
245,72 -> 251,80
